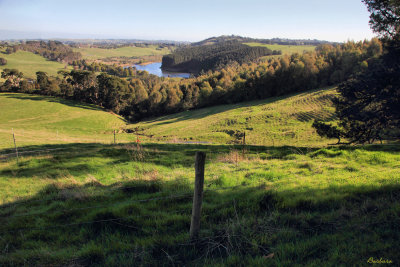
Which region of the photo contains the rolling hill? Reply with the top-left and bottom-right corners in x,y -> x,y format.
131,87 -> 337,146
0,93 -> 127,150
73,45 -> 171,60
0,87 -> 337,150
0,89 -> 399,266
0,50 -> 72,79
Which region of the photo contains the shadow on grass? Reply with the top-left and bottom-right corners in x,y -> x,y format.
0,172 -> 399,266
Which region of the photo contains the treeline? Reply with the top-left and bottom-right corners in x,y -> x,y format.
161,42 -> 280,73
16,41 -> 82,63
1,39 -> 382,122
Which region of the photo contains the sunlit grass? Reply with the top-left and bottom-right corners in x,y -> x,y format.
73,45 -> 171,60
0,50 -> 72,79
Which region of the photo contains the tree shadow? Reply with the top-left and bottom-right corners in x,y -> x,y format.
0,172 -> 399,266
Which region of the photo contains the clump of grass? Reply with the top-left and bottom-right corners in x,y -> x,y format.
124,142 -> 148,162
217,150 -> 245,164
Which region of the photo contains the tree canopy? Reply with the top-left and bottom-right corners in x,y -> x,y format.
313,0 -> 400,144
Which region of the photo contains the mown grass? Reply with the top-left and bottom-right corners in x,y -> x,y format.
132,87 -> 338,146
244,43 -> 316,56
0,50 -> 72,79
73,46 -> 171,60
0,143 -> 399,266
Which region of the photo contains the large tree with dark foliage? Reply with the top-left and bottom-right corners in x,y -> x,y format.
314,0 -> 400,144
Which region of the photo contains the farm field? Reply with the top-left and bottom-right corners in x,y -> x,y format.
0,90 -> 399,266
0,50 -> 72,79
73,45 -> 172,60
0,93 -> 127,150
132,87 -> 338,146
0,87 -> 337,151
244,42 -> 317,55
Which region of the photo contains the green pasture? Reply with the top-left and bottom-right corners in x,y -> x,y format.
0,142 -> 399,266
0,93 -> 127,150
132,87 -> 338,146
0,89 -> 398,266
0,50 -> 71,79
73,45 -> 171,60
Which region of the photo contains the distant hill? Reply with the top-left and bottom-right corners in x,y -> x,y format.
191,35 -> 256,46
162,35 -> 335,74
192,35 -> 338,46
161,41 -> 280,73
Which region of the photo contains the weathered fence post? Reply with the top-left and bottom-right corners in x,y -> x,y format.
114,130 -> 116,144
190,151 -> 206,240
12,128 -> 19,164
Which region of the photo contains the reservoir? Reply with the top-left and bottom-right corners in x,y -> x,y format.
134,62 -> 191,78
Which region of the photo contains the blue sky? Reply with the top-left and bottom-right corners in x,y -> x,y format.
0,0 -> 375,41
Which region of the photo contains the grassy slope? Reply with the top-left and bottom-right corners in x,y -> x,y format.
73,45 -> 171,60
0,90 -> 399,266
0,93 -> 126,150
133,87 -> 337,146
0,50 -> 72,79
244,42 -> 316,55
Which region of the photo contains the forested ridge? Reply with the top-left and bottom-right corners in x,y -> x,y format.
161,42 -> 280,73
1,39 -> 382,122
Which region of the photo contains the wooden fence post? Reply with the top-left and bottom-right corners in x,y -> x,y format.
242,131 -> 246,157
12,128 -> 19,164
114,130 -> 116,144
190,151 -> 206,240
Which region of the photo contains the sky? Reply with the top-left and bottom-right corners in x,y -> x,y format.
0,0 -> 376,42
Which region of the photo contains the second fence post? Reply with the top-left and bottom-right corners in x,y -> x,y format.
12,128 -> 19,164
190,151 -> 206,240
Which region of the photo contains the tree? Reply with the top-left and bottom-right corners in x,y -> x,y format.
314,0 -> 400,143
36,71 -> 50,90
1,69 -> 23,90
363,0 -> 400,39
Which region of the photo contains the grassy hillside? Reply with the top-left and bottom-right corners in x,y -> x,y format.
0,89 -> 399,266
73,45 -> 171,60
0,88 -> 337,150
0,50 -> 72,79
0,93 -> 127,150
244,42 -> 316,55
132,87 -> 337,146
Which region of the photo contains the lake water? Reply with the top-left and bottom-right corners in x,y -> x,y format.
134,62 -> 191,78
